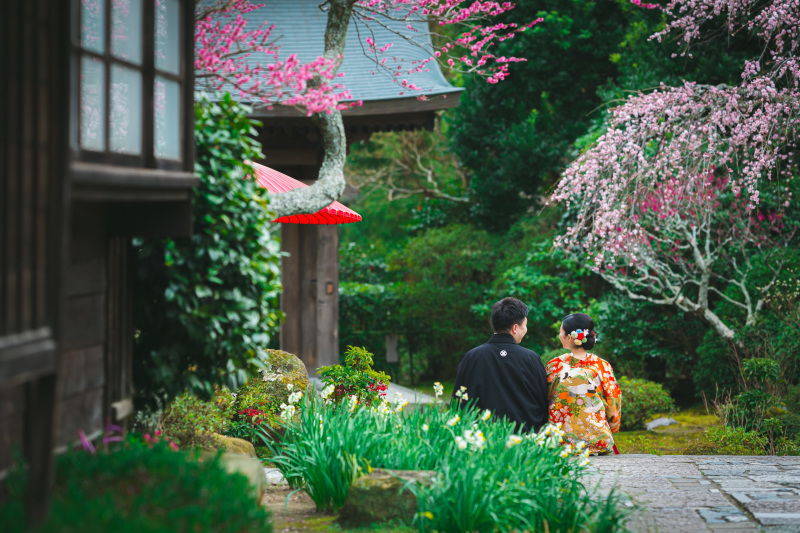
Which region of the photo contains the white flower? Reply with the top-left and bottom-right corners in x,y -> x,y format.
287,383 -> 294,391
422,424 -> 429,432
347,395 -> 358,412
321,384 -> 335,399
464,429 -> 485,449
506,435 -> 523,448
481,409 -> 491,421
433,382 -> 444,398
288,391 -> 303,404
461,393 -> 469,401
455,436 -> 468,450
454,386 -> 467,399
279,403 -> 296,421
446,415 -> 460,426
395,399 -> 408,412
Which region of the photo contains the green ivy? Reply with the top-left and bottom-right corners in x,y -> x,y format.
133,93 -> 282,405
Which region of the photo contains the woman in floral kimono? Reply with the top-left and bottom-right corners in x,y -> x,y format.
546,313 -> 622,455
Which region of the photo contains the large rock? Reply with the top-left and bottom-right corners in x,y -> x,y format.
212,433 -> 257,457
645,417 -> 679,431
338,469 -> 436,527
216,453 -> 267,503
233,349 -> 310,442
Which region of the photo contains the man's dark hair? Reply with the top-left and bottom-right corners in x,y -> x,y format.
491,297 -> 528,333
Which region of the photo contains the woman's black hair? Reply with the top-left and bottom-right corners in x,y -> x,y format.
562,313 -> 597,350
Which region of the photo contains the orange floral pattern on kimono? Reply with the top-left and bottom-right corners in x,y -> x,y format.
546,353 -> 621,454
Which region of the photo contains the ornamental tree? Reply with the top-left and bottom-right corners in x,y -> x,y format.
551,0 -> 800,342
195,0 -> 540,219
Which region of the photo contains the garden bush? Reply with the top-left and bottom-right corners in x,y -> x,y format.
264,393 -> 628,532
229,349 -> 310,442
618,377 -> 677,430
159,390 -> 233,449
318,345 -> 390,406
0,440 -> 272,532
683,426 -> 768,455
786,384 -> 800,413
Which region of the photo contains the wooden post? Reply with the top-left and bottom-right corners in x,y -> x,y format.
299,226 -> 318,368
279,224 -> 301,358
24,374 -> 57,527
316,226 -> 338,369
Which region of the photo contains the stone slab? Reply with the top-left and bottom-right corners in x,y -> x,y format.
631,489 -> 732,508
591,455 -> 800,533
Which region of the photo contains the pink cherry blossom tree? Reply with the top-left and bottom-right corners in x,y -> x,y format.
551,0 -> 800,342
195,0 -> 540,219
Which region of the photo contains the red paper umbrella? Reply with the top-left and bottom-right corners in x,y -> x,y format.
250,162 -> 362,224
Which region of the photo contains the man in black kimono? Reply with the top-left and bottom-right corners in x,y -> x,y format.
452,297 -> 548,433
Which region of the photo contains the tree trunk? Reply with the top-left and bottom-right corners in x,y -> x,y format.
268,0 -> 356,219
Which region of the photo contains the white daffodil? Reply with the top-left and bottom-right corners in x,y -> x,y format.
321,384 -> 335,399
455,436 -> 468,451
279,403 -> 296,421
433,382 -> 444,399
454,386 -> 467,399
446,415 -> 460,426
481,409 -> 491,421
288,391 -> 303,404
422,424 -> 429,432
347,394 -> 358,412
286,383 -> 293,391
464,429 -> 485,449
506,435 -> 523,448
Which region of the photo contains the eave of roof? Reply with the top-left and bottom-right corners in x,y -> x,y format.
204,0 -> 463,110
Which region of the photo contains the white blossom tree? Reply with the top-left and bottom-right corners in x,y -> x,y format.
551,0 -> 800,342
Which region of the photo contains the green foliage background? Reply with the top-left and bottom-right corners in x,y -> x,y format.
338,0 -> 800,407
133,93 -> 282,405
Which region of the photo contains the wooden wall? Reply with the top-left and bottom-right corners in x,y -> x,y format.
0,205 -> 133,470
57,205 -> 109,445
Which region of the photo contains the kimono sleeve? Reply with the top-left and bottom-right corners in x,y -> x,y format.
599,360 -> 622,433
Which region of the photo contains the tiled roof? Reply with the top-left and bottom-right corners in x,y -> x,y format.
210,0 -> 461,103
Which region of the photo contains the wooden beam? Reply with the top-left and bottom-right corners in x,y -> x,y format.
252,92 -> 462,118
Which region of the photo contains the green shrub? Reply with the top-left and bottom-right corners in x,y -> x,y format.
160,390 -> 232,449
683,426 -> 768,455
133,92 -> 282,405
318,346 -> 390,406
618,377 -> 677,430
0,441 -> 272,533
785,384 -> 800,413
231,349 -> 310,440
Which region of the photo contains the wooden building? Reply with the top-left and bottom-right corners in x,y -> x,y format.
1,0 -> 196,523
240,2 -> 462,371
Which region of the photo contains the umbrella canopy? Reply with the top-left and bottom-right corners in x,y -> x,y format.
250,162 -> 362,224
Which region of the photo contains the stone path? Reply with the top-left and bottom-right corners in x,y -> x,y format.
588,455 -> 800,533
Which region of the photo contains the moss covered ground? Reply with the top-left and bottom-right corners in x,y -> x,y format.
615,406 -> 720,455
